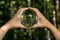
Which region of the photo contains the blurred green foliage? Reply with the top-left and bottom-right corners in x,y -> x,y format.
0,0 -> 60,40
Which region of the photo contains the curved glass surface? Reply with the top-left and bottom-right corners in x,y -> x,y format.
20,10 -> 38,27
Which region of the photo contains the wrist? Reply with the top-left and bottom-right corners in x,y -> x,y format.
1,24 -> 11,32
45,22 -> 54,29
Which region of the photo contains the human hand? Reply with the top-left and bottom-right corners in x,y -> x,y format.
5,8 -> 29,29
29,8 -> 51,28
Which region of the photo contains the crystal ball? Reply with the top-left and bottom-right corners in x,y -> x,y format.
21,10 -> 38,27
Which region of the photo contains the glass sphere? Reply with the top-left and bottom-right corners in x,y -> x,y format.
21,10 -> 38,27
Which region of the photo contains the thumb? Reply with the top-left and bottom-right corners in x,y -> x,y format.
19,24 -> 28,29
31,24 -> 39,29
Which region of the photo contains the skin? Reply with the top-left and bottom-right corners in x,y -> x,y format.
30,8 -> 60,40
0,8 -> 60,40
0,8 -> 28,40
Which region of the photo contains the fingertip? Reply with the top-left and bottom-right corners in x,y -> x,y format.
28,7 -> 32,10
31,26 -> 37,29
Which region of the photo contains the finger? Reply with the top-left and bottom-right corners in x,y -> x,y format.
10,8 -> 23,19
20,26 -> 28,29
31,19 -> 43,29
31,23 -> 39,29
17,8 -> 28,18
14,8 -> 28,17
30,8 -> 46,19
26,8 -> 43,20
28,7 -> 34,10
19,24 -> 28,29
16,8 -> 27,15
13,8 -> 29,21
14,8 -> 23,16
19,8 -> 29,15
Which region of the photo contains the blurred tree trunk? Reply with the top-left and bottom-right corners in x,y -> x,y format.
53,0 -> 59,28
44,0 -> 51,40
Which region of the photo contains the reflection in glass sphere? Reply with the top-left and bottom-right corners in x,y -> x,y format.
21,10 -> 38,27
